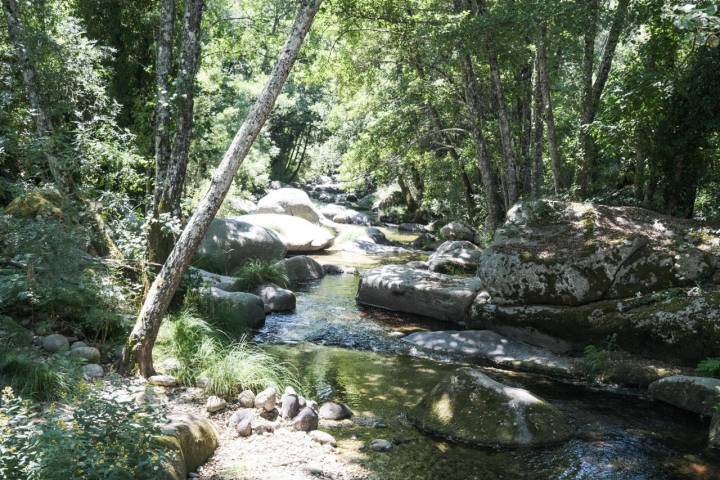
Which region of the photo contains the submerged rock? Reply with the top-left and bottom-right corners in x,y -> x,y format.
428,240 -> 482,274
238,214 -> 334,252
649,375 -> 720,416
195,218 -> 286,274
408,367 -> 572,447
403,330 -> 575,377
357,265 -> 482,323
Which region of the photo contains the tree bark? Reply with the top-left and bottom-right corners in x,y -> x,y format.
1,0 -> 64,189
119,0 -> 324,377
531,53 -> 544,199
537,22 -> 561,194
516,61 -> 533,197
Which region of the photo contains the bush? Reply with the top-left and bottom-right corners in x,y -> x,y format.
0,349 -> 80,401
155,310 -> 297,397
232,259 -> 289,292
697,358 -> 720,378
0,385 -> 168,480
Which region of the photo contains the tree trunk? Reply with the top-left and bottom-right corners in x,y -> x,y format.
577,0 -> 599,197
119,0 -> 324,377
537,22 -> 561,194
147,0 -> 177,265
516,61 -> 533,197
531,53 -> 545,199
460,53 -> 504,231
1,0 -> 64,189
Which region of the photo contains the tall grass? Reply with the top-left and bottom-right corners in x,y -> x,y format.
155,310 -> 298,397
0,349 -> 80,401
232,259 -> 289,292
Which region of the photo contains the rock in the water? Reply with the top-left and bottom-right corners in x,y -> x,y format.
428,240 -> 482,274
310,430 -> 337,447
254,387 -> 277,412
440,222 -> 475,242
256,188 -> 328,224
82,363 -> 104,379
292,406 -> 319,432
281,393 -> 301,420
195,218 -> 286,275
319,402 -> 353,420
403,330 -> 575,377
368,439 -> 392,452
42,334 -> 69,353
276,256 -> 325,284
649,375 -> 720,416
161,414 -> 219,480
238,390 -> 255,408
205,396 -> 227,413
357,265 -> 482,323
148,375 -> 178,387
238,213 -> 334,252
256,283 -> 296,312
68,346 -> 101,363
196,288 -> 266,335
408,367 -> 572,447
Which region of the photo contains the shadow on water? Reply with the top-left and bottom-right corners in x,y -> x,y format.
254,273 -> 720,479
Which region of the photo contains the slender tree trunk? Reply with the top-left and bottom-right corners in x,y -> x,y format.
147,0 -> 176,264
537,22 -> 561,194
516,61 -> 533,197
460,53 -> 504,231
119,0 -> 324,377
531,54 -> 545,199
1,0 -> 64,189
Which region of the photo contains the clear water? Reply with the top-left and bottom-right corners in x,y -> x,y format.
253,266 -> 720,480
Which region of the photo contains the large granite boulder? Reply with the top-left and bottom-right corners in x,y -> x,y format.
195,218 -> 286,275
408,367 -> 572,447
197,287 -> 266,335
649,375 -> 720,416
439,221 -> 475,242
428,240 -> 482,274
403,330 -> 575,377
276,256 -> 325,284
478,201 -> 719,306
357,265 -> 482,323
237,214 -> 334,252
256,188 -> 326,224
160,414 -> 219,480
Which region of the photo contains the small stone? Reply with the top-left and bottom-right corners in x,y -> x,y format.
68,346 -> 101,363
238,390 -> 256,408
228,409 -> 254,429
281,393 -> 300,420
310,430 -> 337,447
307,400 -> 319,412
82,363 -> 104,379
206,396 -> 227,413
148,375 -> 177,387
369,439 -> 392,452
254,387 -> 277,412
70,341 -> 89,350
236,418 -> 252,437
319,402 -> 353,420
292,406 -> 319,432
42,334 -> 69,353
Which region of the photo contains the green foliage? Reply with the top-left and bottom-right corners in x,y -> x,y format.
0,349 -> 80,401
155,310 -> 297,397
696,357 -> 720,378
581,345 -> 611,375
0,385 -> 168,480
232,259 -> 289,291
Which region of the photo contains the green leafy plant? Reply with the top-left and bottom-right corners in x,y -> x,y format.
581,345 -> 611,375
155,310 -> 297,397
232,259 -> 289,292
697,357 -> 720,378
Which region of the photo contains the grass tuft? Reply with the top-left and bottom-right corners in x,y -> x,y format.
0,349 -> 80,401
232,259 -> 289,292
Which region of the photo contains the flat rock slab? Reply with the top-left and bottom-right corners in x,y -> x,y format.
357,265 -> 482,324
403,330 -> 576,377
649,375 -> 720,416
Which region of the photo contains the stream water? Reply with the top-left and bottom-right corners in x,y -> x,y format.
252,250 -> 720,479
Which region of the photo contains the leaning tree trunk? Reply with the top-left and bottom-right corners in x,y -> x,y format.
147,0 -> 177,265
1,0 -> 64,189
537,22 -> 561,194
120,0 -> 324,377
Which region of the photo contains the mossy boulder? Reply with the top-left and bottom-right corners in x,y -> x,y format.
160,413 -> 218,480
427,240 -> 482,274
408,367 -> 572,447
196,287 -> 266,335
478,201 -> 719,306
4,189 -> 64,219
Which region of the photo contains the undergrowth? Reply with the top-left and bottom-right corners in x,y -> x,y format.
0,349 -> 81,401
232,259 -> 289,291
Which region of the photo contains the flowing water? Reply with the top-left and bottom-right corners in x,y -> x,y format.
252,246 -> 720,480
